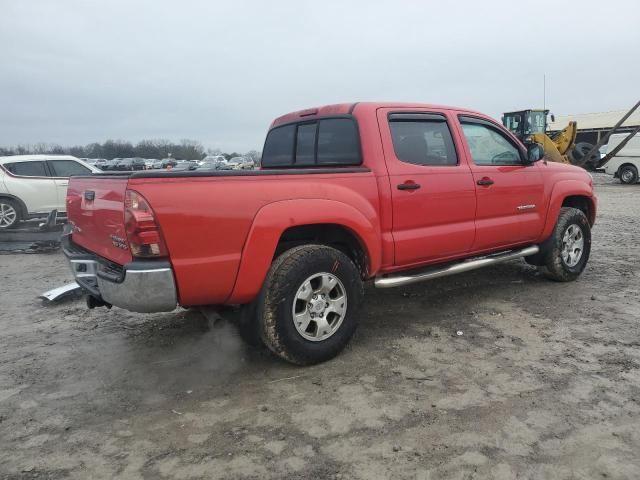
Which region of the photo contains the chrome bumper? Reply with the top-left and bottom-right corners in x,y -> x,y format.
63,235 -> 177,313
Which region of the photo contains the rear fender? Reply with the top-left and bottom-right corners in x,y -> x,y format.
227,199 -> 381,304
539,180 -> 596,241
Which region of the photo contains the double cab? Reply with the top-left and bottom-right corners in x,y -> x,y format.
64,102 -> 596,365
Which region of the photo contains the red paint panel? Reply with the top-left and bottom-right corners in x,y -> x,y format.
66,176 -> 132,265
129,172 -> 379,305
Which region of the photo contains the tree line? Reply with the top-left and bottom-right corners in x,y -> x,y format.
0,139 -> 261,162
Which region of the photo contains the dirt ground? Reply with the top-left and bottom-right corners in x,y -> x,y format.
1,173 -> 639,480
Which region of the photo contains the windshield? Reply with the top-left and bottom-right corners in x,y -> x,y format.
525,111 -> 546,135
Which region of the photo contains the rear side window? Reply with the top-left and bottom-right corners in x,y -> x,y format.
261,124 -> 295,167
261,117 -> 361,168
317,119 -> 360,165
3,161 -> 48,177
49,160 -> 92,177
389,115 -> 457,166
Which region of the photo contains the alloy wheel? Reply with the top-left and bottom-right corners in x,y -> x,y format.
292,272 -> 347,342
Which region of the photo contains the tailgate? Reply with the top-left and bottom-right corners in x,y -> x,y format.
66,176 -> 133,265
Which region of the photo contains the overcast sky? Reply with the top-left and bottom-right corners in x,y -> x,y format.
1,0 -> 638,152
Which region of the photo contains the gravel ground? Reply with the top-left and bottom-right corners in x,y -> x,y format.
1,173 -> 639,480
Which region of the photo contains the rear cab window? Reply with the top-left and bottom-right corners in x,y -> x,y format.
261,117 -> 361,168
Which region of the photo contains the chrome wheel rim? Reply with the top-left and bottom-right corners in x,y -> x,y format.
0,203 -> 17,228
621,169 -> 634,183
292,272 -> 347,342
561,224 -> 584,267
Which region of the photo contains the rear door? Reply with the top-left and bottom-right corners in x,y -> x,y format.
456,116 -> 545,251
47,159 -> 94,212
2,160 -> 58,213
377,108 -> 476,266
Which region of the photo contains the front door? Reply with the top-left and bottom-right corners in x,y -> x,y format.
378,109 -> 477,267
456,116 -> 545,251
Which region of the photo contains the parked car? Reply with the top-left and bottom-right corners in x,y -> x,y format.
201,155 -> 227,165
0,154 -> 101,228
86,158 -> 107,167
228,156 -> 254,170
602,133 -> 640,184
196,161 -> 227,171
171,161 -> 199,171
101,159 -> 121,171
63,102 -> 596,365
161,158 -> 177,168
227,157 -> 244,169
144,159 -> 156,169
114,158 -> 146,171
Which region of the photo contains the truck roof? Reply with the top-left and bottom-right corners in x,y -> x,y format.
270,102 -> 485,128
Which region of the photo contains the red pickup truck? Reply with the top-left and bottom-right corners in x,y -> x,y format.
64,102 -> 596,365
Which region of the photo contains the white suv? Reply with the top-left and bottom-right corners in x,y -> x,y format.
0,155 -> 101,229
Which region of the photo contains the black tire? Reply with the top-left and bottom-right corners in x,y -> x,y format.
570,142 -> 599,169
542,207 -> 591,282
257,244 -> 363,365
236,301 -> 264,347
618,165 -> 638,185
0,198 -> 21,229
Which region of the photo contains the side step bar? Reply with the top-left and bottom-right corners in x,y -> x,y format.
374,246 -> 539,289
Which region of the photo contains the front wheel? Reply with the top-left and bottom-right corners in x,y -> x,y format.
619,165 -> 638,185
258,245 -> 363,365
542,207 -> 591,282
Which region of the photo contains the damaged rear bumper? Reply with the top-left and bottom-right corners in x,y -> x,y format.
62,234 -> 177,313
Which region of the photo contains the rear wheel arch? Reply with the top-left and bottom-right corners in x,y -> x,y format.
275,223 -> 369,278
0,194 -> 28,218
227,199 -> 380,304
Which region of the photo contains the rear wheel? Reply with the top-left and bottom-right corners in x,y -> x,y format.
0,199 -> 20,229
258,245 -> 363,365
542,207 -> 591,282
618,165 -> 638,185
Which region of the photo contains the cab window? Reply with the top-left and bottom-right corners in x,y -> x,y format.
389,114 -> 457,166
460,121 -> 523,166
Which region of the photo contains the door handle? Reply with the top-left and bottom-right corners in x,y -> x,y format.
476,177 -> 494,186
397,182 -> 421,191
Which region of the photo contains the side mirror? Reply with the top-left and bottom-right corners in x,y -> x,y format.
550,114 -> 555,122
527,143 -> 544,162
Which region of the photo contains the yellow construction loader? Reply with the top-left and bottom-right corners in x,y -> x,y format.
502,109 -> 577,164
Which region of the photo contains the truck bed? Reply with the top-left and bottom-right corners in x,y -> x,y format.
67,167 -> 378,305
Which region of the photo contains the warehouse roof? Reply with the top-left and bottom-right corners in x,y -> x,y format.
549,108 -> 640,131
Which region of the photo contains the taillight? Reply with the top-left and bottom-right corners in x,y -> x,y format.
124,190 -> 168,258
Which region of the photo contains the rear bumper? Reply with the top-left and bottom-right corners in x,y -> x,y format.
62,234 -> 177,313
